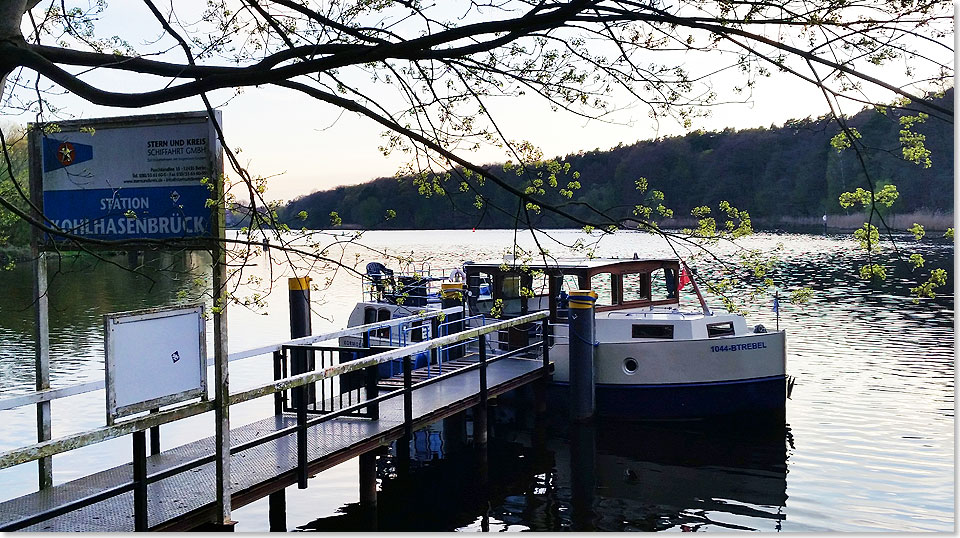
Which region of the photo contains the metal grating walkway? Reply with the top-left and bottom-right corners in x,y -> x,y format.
0,356 -> 546,532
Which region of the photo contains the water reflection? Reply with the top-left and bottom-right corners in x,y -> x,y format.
0,251 -> 209,392
297,412 -> 791,532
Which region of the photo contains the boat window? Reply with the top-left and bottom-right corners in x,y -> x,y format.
376,308 -> 391,338
632,324 -> 674,339
650,268 -> 677,301
707,322 -> 736,338
502,275 -> 521,298
530,270 -> 549,296
364,307 -> 377,325
499,275 -> 524,316
468,271 -> 495,315
560,274 -> 581,293
621,272 -> 649,302
590,272 -> 615,306
409,319 -> 424,342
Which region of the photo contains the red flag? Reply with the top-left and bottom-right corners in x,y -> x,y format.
678,266 -> 691,291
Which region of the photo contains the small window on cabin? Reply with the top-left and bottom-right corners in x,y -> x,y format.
364,307 -> 377,325
590,272 -> 615,306
707,322 -> 735,338
622,273 -> 649,302
632,324 -> 674,339
376,308 -> 392,338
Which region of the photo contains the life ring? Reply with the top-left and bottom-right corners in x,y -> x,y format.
449,268 -> 466,282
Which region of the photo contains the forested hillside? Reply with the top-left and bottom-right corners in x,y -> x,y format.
283,90 -> 953,230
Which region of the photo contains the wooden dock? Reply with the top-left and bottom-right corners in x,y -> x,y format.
0,355 -> 547,531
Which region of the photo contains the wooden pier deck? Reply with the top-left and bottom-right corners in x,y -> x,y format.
0,355 -> 547,532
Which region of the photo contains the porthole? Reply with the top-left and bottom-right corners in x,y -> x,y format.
623,357 -> 639,375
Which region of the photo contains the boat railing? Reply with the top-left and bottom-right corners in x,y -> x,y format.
361,265 -> 461,306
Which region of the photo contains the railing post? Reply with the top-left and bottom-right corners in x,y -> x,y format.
403,355 -> 413,438
133,430 -> 148,531
537,319 -> 551,416
475,334 -> 488,446
430,317 -> 441,373
149,408 -> 160,455
296,382 -> 308,489
541,318 -> 551,373
398,355 -> 413,475
273,350 -> 284,416
568,290 -> 597,422
365,365 -> 379,420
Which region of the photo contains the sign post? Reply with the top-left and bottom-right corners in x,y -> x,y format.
27,110 -> 230,522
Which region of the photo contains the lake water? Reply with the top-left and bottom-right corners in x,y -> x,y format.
0,229 -> 953,531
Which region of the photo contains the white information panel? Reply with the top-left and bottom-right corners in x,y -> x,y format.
105,305 -> 207,423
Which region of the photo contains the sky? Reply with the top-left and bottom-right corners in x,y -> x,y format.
3,2 -> 951,203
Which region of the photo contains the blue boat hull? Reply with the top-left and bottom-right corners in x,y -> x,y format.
551,375 -> 786,420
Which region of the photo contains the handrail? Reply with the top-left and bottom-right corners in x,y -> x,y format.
0,311 -> 547,471
0,401 -> 214,470
0,307 -> 462,411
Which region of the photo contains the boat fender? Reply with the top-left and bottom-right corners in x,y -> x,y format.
753,324 -> 767,333
449,268 -> 466,282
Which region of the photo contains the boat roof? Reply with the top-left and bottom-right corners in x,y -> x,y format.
463,257 -> 678,271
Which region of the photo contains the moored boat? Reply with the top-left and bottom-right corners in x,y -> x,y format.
344,256 -> 787,420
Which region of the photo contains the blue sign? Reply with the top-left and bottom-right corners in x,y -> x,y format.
43,185 -> 212,240
39,113 -> 219,242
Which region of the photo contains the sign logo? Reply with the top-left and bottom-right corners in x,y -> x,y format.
42,137 -> 94,172
171,351 -> 181,363
56,142 -> 76,166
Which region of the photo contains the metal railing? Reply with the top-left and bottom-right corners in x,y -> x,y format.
0,310 -> 549,531
0,307 -> 463,412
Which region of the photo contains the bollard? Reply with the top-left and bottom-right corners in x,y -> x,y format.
440,283 -> 465,360
288,277 -> 314,408
568,290 -> 597,422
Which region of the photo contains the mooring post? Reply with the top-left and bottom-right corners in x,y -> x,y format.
569,421 -> 597,531
441,283 -> 465,360
568,290 -> 597,422
359,451 -> 378,506
289,277 -> 313,408
268,489 -> 286,532
133,430 -> 148,531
